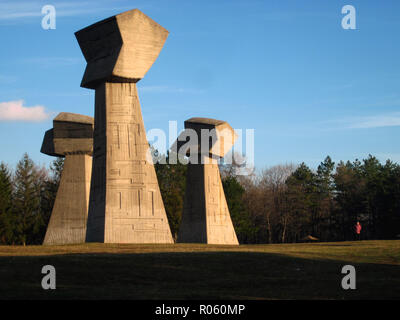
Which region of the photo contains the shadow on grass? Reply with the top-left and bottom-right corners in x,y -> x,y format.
1,251 -> 399,300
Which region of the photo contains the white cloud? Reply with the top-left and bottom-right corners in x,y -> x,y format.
0,100 -> 51,122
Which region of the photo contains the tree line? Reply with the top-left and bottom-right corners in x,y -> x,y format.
0,153 -> 399,245
222,155 -> 400,243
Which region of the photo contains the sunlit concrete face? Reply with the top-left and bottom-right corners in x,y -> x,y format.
176,118 -> 239,245
76,9 -> 173,243
41,112 -> 94,245
75,9 -> 169,89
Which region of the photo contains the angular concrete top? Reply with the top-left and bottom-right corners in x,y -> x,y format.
41,112 -> 94,156
41,129 -> 62,157
75,9 -> 169,89
173,117 -> 238,159
54,112 -> 94,125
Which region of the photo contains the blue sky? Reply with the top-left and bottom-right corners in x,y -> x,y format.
0,0 -> 399,171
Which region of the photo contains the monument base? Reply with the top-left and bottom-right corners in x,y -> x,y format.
86,82 -> 174,244
178,160 -> 239,245
43,154 -> 92,245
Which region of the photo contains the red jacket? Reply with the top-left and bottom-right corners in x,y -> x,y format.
355,224 -> 362,234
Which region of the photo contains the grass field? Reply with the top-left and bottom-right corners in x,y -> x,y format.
0,240 -> 399,300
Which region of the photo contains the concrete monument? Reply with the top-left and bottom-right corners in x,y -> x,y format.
75,9 -> 173,243
174,118 -> 239,245
41,112 -> 94,245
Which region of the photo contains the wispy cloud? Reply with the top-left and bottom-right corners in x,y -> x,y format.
0,100 -> 52,122
0,75 -> 17,84
319,112 -> 400,131
139,85 -> 204,94
348,112 -> 400,129
0,2 -> 42,20
0,1 -> 134,21
250,11 -> 337,23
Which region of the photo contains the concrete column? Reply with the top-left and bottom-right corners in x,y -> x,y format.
40,112 -> 94,245
86,82 -> 173,243
44,154 -> 92,245
175,118 -> 239,245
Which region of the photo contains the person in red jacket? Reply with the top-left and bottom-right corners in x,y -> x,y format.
354,221 -> 362,240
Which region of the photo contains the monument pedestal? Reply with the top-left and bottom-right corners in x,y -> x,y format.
41,112 -> 94,245
178,156 -> 239,245
86,82 -> 173,243
44,154 -> 92,245
174,117 -> 240,245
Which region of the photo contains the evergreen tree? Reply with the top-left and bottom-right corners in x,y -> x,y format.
12,153 -> 46,245
154,151 -> 187,240
333,159 -> 367,240
222,175 -> 258,243
315,156 -> 335,241
0,162 -> 13,244
285,163 -> 316,242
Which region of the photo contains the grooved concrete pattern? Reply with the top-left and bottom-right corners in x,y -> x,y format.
86,82 -> 173,243
76,9 -> 173,243
177,118 -> 239,245
41,112 -> 94,245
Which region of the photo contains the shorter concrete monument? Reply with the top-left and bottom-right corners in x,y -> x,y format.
41,112 -> 94,245
174,118 -> 239,245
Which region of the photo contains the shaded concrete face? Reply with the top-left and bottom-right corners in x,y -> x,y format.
177,118 -> 239,245
77,9 -> 173,244
43,154 -> 92,245
41,129 -> 62,157
41,112 -> 94,245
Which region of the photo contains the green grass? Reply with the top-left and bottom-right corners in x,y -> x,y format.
0,240 -> 399,299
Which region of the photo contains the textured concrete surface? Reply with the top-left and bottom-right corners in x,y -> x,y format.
41,112 -> 94,245
43,154 -> 92,245
76,9 -> 173,243
176,118 -> 239,245
75,9 -> 168,89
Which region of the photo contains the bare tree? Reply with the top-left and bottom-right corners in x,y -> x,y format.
259,164 -> 296,243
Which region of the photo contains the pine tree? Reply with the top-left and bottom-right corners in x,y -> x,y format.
154,151 -> 187,240
333,159 -> 367,240
13,153 -> 45,245
0,162 -> 13,244
316,156 -> 335,241
222,175 -> 257,244
285,163 -> 316,242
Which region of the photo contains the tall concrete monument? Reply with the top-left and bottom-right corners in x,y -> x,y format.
41,112 -> 94,245
75,9 -> 173,243
175,118 -> 239,245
